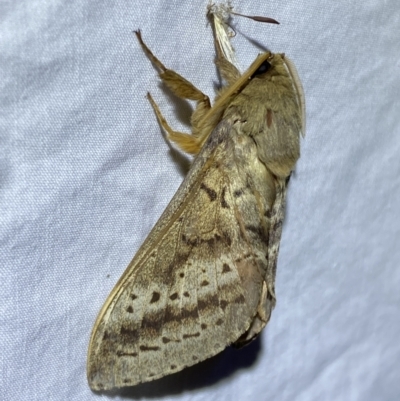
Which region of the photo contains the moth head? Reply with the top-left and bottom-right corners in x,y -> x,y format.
251,58 -> 272,78
247,53 -> 289,82
248,53 -> 275,79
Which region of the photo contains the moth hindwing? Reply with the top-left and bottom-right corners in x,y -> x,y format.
87,16 -> 305,391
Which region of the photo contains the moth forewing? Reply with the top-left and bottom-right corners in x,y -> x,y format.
87,11 -> 304,392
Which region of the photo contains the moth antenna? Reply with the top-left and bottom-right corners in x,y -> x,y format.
231,12 -> 280,25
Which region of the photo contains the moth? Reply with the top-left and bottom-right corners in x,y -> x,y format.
87,7 -> 305,391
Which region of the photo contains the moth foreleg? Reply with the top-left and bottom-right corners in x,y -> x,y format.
215,54 -> 241,86
157,69 -> 212,147
147,92 -> 202,155
135,30 -> 210,105
135,30 -> 169,72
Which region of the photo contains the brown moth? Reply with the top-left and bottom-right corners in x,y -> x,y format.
87,7 -> 305,391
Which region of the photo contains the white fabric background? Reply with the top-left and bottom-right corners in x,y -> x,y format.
1,1 -> 399,400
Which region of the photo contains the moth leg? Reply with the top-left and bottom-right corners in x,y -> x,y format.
135,31 -> 211,153
147,92 -> 202,155
207,8 -> 241,85
135,30 -> 208,101
214,39 -> 241,86
215,57 -> 241,86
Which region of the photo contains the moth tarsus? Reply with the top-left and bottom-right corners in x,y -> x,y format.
87,5 -> 304,391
